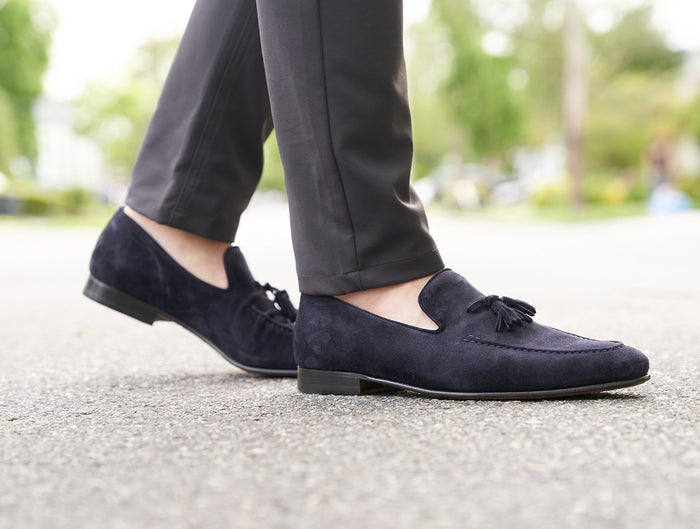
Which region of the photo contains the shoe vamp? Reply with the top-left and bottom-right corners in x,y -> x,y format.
458,312 -> 620,353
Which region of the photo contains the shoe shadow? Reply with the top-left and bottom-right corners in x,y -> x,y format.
80,372 -> 649,402
83,370 -> 296,393
151,371 -> 283,384
393,389 -> 648,402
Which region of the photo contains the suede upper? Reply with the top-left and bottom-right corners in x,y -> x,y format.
89,209 -> 295,371
294,270 -> 649,392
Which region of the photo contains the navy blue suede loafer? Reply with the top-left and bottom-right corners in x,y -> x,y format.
84,209 -> 297,376
295,270 -> 650,399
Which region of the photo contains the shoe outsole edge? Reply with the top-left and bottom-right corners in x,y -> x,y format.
297,367 -> 650,400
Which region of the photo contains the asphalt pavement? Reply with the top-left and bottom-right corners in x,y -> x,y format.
1,203 -> 699,529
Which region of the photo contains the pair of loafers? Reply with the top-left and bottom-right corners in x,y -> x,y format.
85,209 -> 649,399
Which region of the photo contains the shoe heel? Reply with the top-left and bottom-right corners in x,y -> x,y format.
83,275 -> 160,325
297,367 -> 386,395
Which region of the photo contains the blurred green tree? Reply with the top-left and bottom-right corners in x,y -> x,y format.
589,5 -> 683,80
585,4 -> 684,172
431,0 -> 523,161
418,1 -> 687,178
0,0 -> 53,172
686,97 -> 700,148
74,37 -> 180,180
407,16 -> 468,179
0,86 -> 19,174
506,1 -> 683,150
509,0 -> 564,144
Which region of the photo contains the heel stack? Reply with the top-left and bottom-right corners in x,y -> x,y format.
83,275 -> 161,325
297,367 -> 386,395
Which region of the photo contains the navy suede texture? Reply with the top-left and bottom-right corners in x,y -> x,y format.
89,209 -> 295,371
295,270 -> 649,392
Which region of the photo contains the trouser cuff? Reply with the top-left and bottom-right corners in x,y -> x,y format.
125,199 -> 238,242
297,249 -> 444,295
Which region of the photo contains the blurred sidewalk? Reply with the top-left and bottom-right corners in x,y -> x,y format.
1,204 -> 699,529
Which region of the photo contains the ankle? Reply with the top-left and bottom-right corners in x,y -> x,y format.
336,274 -> 438,330
124,206 -> 230,288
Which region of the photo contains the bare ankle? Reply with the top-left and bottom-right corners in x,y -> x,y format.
336,274 -> 438,330
123,206 -> 231,288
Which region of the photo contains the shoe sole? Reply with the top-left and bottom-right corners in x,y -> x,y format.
297,367 -> 650,400
83,275 -> 297,377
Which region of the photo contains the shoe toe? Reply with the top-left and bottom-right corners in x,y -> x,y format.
610,343 -> 649,381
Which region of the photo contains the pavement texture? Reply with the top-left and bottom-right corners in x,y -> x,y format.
1,203 -> 699,529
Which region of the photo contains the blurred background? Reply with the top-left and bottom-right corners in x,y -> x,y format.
2,5 -> 699,527
1,0 -> 700,222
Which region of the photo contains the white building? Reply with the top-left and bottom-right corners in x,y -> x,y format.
33,98 -> 105,191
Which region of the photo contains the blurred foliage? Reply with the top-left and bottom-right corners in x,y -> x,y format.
74,37 -> 181,180
682,95 -> 700,148
676,175 -> 700,206
432,0 -> 523,160
405,0 -> 699,213
70,0 -> 699,213
407,19 -> 468,179
585,74 -> 681,170
589,5 -> 683,79
585,4 -> 685,172
1,175 -> 95,215
509,0 -> 564,144
0,85 -> 19,174
0,0 -> 53,170
418,1 -> 685,165
531,170 -> 650,208
260,133 -> 285,191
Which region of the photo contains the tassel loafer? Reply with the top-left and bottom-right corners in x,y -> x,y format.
295,270 -> 650,399
84,209 -> 297,376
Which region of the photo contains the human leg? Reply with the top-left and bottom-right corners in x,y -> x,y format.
127,0 -> 273,243
123,0 -> 274,287
256,0 -> 444,297
256,0 -> 444,328
84,0 -> 296,374
255,0 -> 649,397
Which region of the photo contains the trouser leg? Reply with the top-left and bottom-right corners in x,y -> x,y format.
127,0 -> 443,295
257,0 -> 443,295
127,0 -> 271,242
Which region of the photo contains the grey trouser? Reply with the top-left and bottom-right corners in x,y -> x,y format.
126,0 -> 443,295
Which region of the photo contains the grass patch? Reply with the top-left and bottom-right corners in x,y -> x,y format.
0,203 -> 115,230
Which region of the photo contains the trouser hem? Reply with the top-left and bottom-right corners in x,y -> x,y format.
125,199 -> 237,243
298,249 -> 444,295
